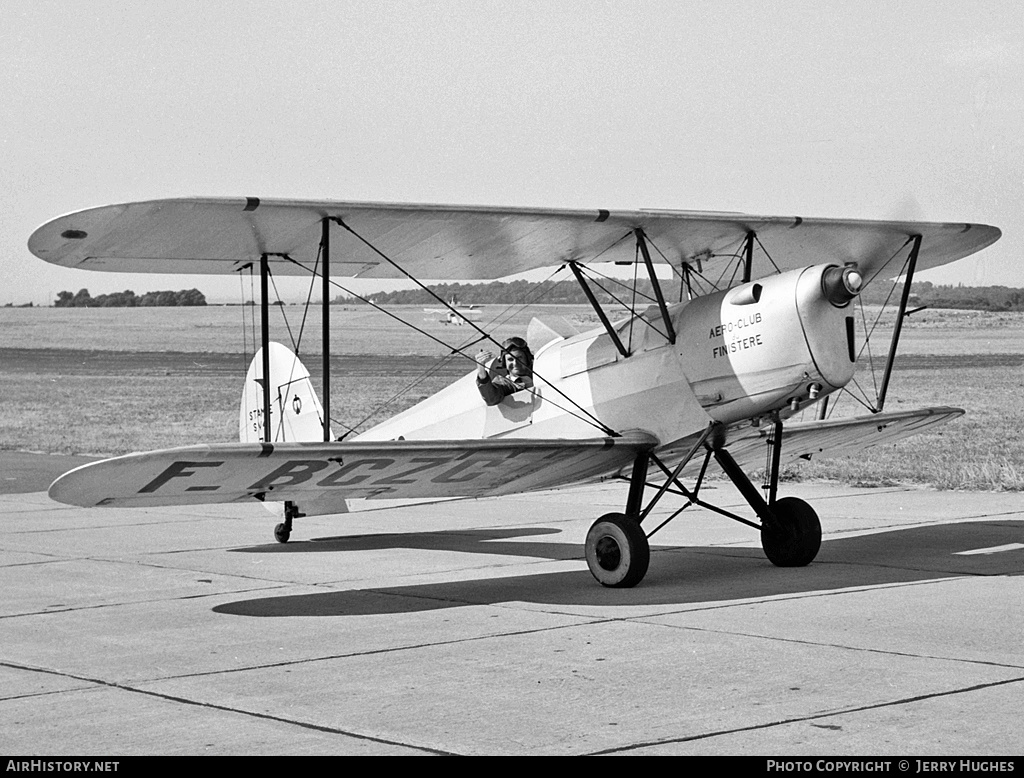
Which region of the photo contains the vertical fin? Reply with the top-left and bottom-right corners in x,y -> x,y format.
239,342 -> 333,443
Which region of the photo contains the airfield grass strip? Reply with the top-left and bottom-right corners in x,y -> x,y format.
3,306 -> 1024,490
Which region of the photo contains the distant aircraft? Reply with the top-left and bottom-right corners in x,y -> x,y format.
424,297 -> 483,326
30,199 -> 1000,587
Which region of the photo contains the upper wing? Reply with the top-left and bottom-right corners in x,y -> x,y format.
49,431 -> 657,509
29,198 -> 1000,282
656,406 -> 964,476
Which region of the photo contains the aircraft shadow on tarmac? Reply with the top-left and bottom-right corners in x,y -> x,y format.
213,520 -> 1024,617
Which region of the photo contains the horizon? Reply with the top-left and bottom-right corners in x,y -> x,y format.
13,275 -> 1024,311
4,2 -> 1022,305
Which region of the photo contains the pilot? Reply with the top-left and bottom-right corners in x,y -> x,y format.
476,337 -> 534,406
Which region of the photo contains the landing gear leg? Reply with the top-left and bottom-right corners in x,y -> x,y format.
587,422 -> 822,583
274,501 -> 303,544
713,423 -> 822,567
585,454 -> 650,588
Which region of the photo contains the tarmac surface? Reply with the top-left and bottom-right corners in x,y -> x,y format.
2,453 -> 1022,756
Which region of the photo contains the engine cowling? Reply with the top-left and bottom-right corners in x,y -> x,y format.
674,264 -> 858,423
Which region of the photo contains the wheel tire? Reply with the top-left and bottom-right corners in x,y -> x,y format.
761,497 -> 821,567
585,513 -> 650,588
274,522 -> 291,544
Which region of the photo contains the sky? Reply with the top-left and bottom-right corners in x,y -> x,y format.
2,0 -> 1023,305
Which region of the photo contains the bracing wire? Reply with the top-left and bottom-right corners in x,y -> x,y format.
347,261 -> 576,431
822,241 -> 916,420
295,241 -> 322,353
249,267 -> 257,360
850,247 -> 913,410
238,268 -> 249,368
862,237 -> 914,290
257,266 -> 303,442
578,264 -> 659,305
236,258 -> 321,443
857,295 -> 880,399
572,263 -> 673,343
327,220 -> 619,436
347,263 -> 576,430
682,262 -> 719,297
753,235 -> 783,275
279,255 -> 618,439
629,243 -> 640,351
835,375 -> 881,414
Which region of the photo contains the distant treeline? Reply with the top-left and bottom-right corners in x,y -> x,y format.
334,279 -> 679,307
334,278 -> 1024,312
54,288 -> 207,307
862,281 -> 1024,311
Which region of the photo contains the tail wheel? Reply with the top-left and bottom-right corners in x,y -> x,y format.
761,496 -> 821,567
585,513 -> 650,588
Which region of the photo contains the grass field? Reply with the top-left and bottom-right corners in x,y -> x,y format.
2,303 -> 1022,490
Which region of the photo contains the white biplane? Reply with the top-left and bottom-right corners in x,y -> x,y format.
424,297 -> 483,326
29,199 -> 1000,587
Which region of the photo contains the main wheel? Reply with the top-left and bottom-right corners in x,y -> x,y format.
761,496 -> 821,567
585,513 -> 650,588
274,522 -> 291,544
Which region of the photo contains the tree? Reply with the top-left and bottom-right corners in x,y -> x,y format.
52,288 -> 207,307
174,289 -> 207,306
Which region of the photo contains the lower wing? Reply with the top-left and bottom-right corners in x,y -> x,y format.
654,406 -> 964,474
735,406 -> 962,465
49,431 -> 658,508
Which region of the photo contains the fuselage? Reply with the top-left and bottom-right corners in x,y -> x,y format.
357,264 -> 858,451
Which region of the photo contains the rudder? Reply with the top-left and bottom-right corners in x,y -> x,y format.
240,342 -> 333,443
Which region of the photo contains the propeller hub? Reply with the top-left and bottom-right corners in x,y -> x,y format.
822,264 -> 863,307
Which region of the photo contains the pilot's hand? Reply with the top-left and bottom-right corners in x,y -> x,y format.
476,350 -> 495,379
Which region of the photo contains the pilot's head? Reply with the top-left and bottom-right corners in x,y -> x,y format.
501,337 -> 533,378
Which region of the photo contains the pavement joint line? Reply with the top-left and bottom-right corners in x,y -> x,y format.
0,684 -> 96,704
585,674 -> 1024,755
0,584 -> 292,620
810,557 -> 1016,577
0,660 -> 457,756
139,554 -> 577,587
2,549 -> 380,589
644,621 -> 1024,672
1,557 -> 973,622
822,513 -> 1024,535
0,558 -> 73,570
0,556 -> 579,621
3,547 -> 320,578
806,486 -> 919,499
5,518 -> 216,536
612,574 -> 978,617
14,619 -> 608,684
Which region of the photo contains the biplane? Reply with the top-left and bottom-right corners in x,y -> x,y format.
424,297 -> 483,326
29,199 -> 1000,587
